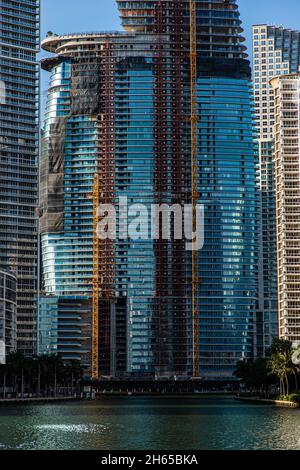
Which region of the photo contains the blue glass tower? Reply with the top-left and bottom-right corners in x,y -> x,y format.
116,0 -> 257,379
197,75 -> 256,378
40,0 -> 257,379
114,56 -> 156,375
40,31 -> 190,377
39,42 -> 99,369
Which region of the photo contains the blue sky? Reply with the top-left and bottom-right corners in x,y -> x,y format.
41,0 -> 300,41
41,0 -> 300,97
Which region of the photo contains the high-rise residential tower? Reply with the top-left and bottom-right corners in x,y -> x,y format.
0,0 -> 40,356
40,33 -> 108,369
40,0 -> 256,379
271,74 -> 300,347
253,25 -> 300,353
117,0 -> 257,379
253,25 -> 300,140
0,269 -> 17,363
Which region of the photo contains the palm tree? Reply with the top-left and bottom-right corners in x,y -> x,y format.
0,363 -> 8,399
24,356 -> 36,397
234,360 -> 254,389
6,352 -> 25,397
33,355 -> 41,397
266,338 -> 293,357
33,354 -> 48,397
1,353 -> 85,399
268,354 -> 287,396
268,351 -> 297,397
19,355 -> 27,398
68,360 -> 83,395
47,354 -> 64,397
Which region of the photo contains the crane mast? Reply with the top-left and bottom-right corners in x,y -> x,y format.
91,3 -> 200,380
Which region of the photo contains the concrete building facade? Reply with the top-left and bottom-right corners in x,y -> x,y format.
271,74 -> 300,347
39,0 -> 257,379
252,24 -> 300,353
0,0 -> 40,356
0,269 -> 17,364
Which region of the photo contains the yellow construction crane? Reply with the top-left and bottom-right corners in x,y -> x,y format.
190,0 -> 200,378
91,5 -> 200,381
92,173 -> 100,380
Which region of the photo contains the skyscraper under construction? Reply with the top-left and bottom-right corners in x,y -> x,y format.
39,0 -> 256,380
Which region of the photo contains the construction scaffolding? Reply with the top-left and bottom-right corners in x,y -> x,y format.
153,1 -> 171,375
190,0 -> 200,378
170,1 -> 190,375
91,1 -> 200,379
152,0 -> 200,377
39,117 -> 66,235
92,39 -> 116,380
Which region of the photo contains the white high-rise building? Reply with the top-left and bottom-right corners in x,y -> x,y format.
253,24 -> 300,353
271,74 -> 300,346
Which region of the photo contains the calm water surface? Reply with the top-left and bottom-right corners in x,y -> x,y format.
0,396 -> 300,450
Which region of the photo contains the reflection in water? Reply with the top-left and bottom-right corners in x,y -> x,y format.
35,424 -> 107,432
0,396 -> 300,450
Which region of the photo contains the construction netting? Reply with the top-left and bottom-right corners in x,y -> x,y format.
39,117 -> 66,234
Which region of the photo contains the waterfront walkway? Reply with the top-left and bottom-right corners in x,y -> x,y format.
0,396 -> 82,404
235,396 -> 300,408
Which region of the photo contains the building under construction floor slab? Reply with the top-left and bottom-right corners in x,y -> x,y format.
40,0 -> 257,381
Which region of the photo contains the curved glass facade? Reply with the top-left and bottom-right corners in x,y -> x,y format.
41,60 -> 97,296
40,53 -> 98,370
40,34 -> 190,376
198,77 -> 256,377
40,0 -> 257,379
116,0 -> 247,58
115,59 -> 156,373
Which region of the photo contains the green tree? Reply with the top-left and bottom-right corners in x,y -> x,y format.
268,353 -> 287,396
0,363 -> 8,399
252,358 -> 270,391
68,360 -> 83,394
266,338 -> 293,357
33,354 -> 50,396
47,354 -> 64,397
234,358 -> 271,391
267,351 -> 296,397
234,360 -> 255,388
234,338 -> 300,395
6,352 -> 25,397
